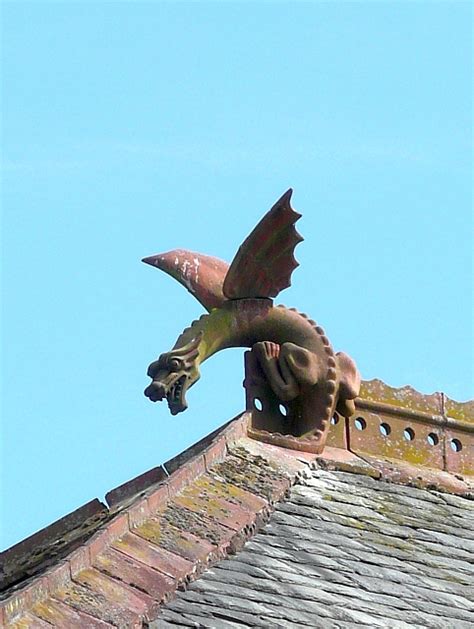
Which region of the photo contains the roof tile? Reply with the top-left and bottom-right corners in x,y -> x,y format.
54,578 -> 142,629
32,596 -> 114,628
111,532 -> 193,582
133,516 -> 216,565
92,547 -> 175,604
7,611 -> 53,628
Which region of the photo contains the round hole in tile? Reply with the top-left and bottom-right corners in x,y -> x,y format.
354,417 -> 366,431
279,403 -> 288,417
331,414 -> 339,425
403,427 -> 415,441
254,398 -> 263,412
379,422 -> 391,437
427,433 -> 439,446
450,438 -> 462,453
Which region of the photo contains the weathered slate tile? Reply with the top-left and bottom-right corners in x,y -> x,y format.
188,575 -> 341,612
164,598 -> 271,626
244,539 -> 349,571
406,598 -> 474,624
157,606 -> 244,628
152,608 -> 198,627
261,520 -> 372,553
150,619 -> 185,629
156,467 -> 474,628
180,587 -> 342,628
174,587 -> 283,623
215,554 -> 354,587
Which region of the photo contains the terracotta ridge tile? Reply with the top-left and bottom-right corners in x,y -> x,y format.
359,378 -> 473,419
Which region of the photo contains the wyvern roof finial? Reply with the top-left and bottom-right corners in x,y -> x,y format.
142,190 -> 360,453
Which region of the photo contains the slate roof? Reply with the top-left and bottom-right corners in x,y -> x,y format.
156,468 -> 474,629
1,379 -> 473,628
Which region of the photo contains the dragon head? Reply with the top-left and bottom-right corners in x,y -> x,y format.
144,335 -> 202,415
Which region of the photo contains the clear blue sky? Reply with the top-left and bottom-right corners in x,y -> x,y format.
2,3 -> 472,550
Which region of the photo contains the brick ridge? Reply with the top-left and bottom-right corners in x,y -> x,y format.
0,415 -> 249,616
3,412 -> 309,626
0,414 -> 245,597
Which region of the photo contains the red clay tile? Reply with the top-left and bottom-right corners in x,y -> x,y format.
43,560 -> 71,592
223,413 -> 249,444
88,528 -> 112,562
445,427 -> 473,477
105,512 -> 130,538
133,515 -> 216,564
166,455 -> 206,496
161,502 -> 236,549
74,567 -> 156,619
7,611 -> 53,628
174,479 -> 258,531
127,498 -> 151,528
325,412 -> 348,449
203,436 -> 227,470
444,394 -> 474,423
146,483 -> 169,514
85,513 -> 130,562
359,379 -> 443,415
316,446 -> 381,478
363,454 -> 471,495
212,450 -> 291,503
348,408 -> 445,469
93,547 -> 175,603
112,532 -> 193,581
205,472 -> 268,511
2,577 -> 49,625
33,596 -> 114,627
237,436 -> 313,475
105,466 -> 167,508
68,545 -> 91,578
55,579 -> 142,628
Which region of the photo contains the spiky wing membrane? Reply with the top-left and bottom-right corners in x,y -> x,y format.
223,189 -> 303,300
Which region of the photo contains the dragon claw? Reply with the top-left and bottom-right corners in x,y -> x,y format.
253,341 -> 280,360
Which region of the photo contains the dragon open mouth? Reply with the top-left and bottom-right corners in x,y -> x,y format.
166,375 -> 188,415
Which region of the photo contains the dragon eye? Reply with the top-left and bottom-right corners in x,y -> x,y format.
169,358 -> 181,371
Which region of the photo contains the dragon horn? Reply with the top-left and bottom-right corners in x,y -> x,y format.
142,249 -> 229,312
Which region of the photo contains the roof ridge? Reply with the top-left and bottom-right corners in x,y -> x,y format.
1,379 -> 472,627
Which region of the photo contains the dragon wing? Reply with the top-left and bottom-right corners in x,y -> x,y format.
222,189 -> 303,300
142,250 -> 229,312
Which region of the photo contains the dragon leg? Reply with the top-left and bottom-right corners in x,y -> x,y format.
334,351 -> 361,418
253,341 -> 323,402
252,341 -> 300,401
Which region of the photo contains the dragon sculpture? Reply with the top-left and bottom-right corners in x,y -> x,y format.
143,190 -> 360,453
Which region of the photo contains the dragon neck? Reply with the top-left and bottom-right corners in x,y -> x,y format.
172,307 -> 238,365
171,300 -> 333,369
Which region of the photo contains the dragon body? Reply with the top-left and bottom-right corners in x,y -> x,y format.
143,190 -> 360,451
